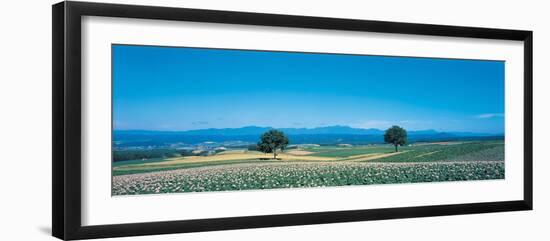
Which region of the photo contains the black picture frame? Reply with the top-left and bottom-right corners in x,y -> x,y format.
52,1 -> 533,240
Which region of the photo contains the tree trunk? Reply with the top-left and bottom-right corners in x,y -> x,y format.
394,144 -> 398,152
273,150 -> 277,159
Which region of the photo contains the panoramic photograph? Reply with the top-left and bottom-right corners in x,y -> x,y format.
111,44 -> 505,196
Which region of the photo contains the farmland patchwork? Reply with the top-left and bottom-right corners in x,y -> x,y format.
112,141 -> 504,195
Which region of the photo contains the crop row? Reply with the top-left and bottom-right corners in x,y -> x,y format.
371,142 -> 503,163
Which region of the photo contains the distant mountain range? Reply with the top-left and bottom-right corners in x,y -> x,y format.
114,126 -> 503,147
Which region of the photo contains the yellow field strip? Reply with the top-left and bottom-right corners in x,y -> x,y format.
129,152 -> 338,167
414,151 -> 440,158
284,150 -> 316,155
344,151 -> 407,161
114,149 -> 410,171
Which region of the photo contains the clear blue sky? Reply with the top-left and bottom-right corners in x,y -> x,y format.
113,45 -> 505,134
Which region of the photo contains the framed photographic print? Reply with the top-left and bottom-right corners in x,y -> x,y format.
52,1 -> 533,240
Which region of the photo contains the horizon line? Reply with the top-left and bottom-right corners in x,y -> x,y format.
112,125 -> 504,135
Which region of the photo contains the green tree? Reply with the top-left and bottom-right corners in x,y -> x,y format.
257,129 -> 289,159
384,125 -> 407,152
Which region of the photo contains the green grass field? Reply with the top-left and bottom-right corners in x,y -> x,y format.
112,140 -> 505,195
307,146 -> 394,157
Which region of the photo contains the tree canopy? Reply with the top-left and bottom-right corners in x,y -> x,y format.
257,129 -> 289,159
384,125 -> 407,152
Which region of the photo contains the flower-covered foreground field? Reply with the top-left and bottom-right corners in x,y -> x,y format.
112,160 -> 504,195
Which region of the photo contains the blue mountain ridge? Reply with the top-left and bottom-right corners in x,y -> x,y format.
114,126 -> 502,147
